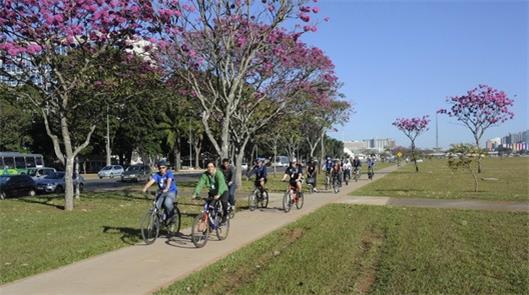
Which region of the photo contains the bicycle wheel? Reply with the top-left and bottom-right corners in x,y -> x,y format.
215,216 -> 230,241
260,189 -> 269,208
282,191 -> 292,213
333,179 -> 340,194
295,192 -> 304,209
248,190 -> 258,211
166,207 -> 181,238
140,210 -> 160,245
191,213 -> 209,248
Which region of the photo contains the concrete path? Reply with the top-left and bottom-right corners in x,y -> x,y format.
0,166 -> 399,295
340,196 -> 529,212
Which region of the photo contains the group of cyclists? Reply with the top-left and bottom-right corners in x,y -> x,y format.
141,155 -> 377,240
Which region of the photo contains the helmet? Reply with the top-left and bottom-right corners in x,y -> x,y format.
156,159 -> 170,167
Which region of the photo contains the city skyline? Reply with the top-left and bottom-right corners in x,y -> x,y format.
301,0 -> 528,149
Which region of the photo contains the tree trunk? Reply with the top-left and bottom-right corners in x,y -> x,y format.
411,141 -> 419,173
475,136 -> 482,174
74,159 -> 80,199
194,136 -> 202,169
174,135 -> 181,171
320,130 -> 325,173
273,139 -> 278,176
233,138 -> 250,191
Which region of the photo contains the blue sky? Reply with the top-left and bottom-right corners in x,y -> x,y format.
301,0 -> 528,148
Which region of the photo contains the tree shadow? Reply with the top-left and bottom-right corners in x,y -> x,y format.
101,226 -> 142,245
17,196 -> 65,210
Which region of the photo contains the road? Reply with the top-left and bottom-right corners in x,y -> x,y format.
83,171 -> 203,193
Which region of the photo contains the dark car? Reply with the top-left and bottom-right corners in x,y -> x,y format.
121,165 -> 152,182
0,175 -> 37,200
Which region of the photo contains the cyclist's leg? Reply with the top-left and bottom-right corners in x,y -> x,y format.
220,190 -> 229,222
155,192 -> 164,211
163,191 -> 176,219
228,184 -> 236,206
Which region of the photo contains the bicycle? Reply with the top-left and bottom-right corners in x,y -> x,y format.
190,196 -> 230,248
324,172 -> 331,190
343,170 -> 350,186
367,166 -> 374,180
282,183 -> 304,213
352,167 -> 361,182
332,174 -> 340,194
306,176 -> 316,194
140,191 -> 181,245
248,184 -> 269,211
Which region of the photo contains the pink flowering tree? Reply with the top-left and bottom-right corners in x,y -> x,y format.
392,116 -> 430,172
0,0 -> 160,210
154,0 -> 327,177
438,84 -> 514,173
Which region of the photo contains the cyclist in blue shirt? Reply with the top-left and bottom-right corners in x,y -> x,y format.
142,160 -> 178,221
247,160 -> 267,191
323,157 -> 333,174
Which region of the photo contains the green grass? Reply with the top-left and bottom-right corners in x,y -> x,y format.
0,191 -> 204,284
157,204 -> 529,295
351,158 -> 529,201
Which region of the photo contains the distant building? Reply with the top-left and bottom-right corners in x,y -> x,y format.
486,137 -> 501,151
343,138 -> 396,154
497,130 -> 529,151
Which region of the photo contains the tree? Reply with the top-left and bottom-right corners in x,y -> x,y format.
156,0 -> 325,161
438,84 -> 514,173
0,94 -> 33,152
447,144 -> 482,192
392,116 -> 430,172
1,0 -> 157,210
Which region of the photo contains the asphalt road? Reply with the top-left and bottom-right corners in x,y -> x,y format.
84,171 -> 203,192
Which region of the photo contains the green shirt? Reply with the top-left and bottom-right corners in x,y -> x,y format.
193,170 -> 228,196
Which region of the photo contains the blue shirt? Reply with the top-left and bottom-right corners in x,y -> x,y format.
151,170 -> 177,192
251,166 -> 267,179
324,160 -> 333,171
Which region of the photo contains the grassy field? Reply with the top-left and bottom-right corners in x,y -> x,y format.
157,204 -> 529,295
351,158 -> 529,201
0,192 -> 207,284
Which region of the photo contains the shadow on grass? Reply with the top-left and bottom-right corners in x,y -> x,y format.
102,226 -> 143,245
17,196 -> 65,210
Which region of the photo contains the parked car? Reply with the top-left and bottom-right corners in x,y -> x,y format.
27,167 -> 57,181
121,165 -> 151,183
97,165 -> 124,179
0,174 -> 37,200
35,172 -> 85,193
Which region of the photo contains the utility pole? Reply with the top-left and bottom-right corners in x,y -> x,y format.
435,112 -> 439,150
189,118 -> 193,168
105,104 -> 111,166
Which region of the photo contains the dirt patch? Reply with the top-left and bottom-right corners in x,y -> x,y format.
354,228 -> 384,294
285,227 -> 305,243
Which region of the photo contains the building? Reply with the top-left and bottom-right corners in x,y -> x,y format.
497,130 -> 529,151
486,137 -> 501,151
343,138 -> 396,155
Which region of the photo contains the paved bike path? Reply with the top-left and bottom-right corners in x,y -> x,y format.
0,166 -> 399,295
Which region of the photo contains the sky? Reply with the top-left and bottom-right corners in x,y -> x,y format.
301,0 -> 528,149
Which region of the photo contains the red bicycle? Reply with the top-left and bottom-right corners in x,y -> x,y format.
282,183 -> 304,213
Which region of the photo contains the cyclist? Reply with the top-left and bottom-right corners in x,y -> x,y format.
331,160 -> 342,187
192,161 -> 229,224
306,160 -> 317,192
323,156 -> 333,186
247,159 -> 267,192
352,156 -> 362,177
282,159 -> 303,194
343,159 -> 352,183
142,160 -> 178,223
221,158 -> 236,211
367,155 -> 375,179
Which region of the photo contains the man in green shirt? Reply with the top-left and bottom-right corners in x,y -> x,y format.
192,161 -> 229,223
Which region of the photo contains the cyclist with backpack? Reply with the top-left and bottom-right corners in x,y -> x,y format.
247,159 -> 267,192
